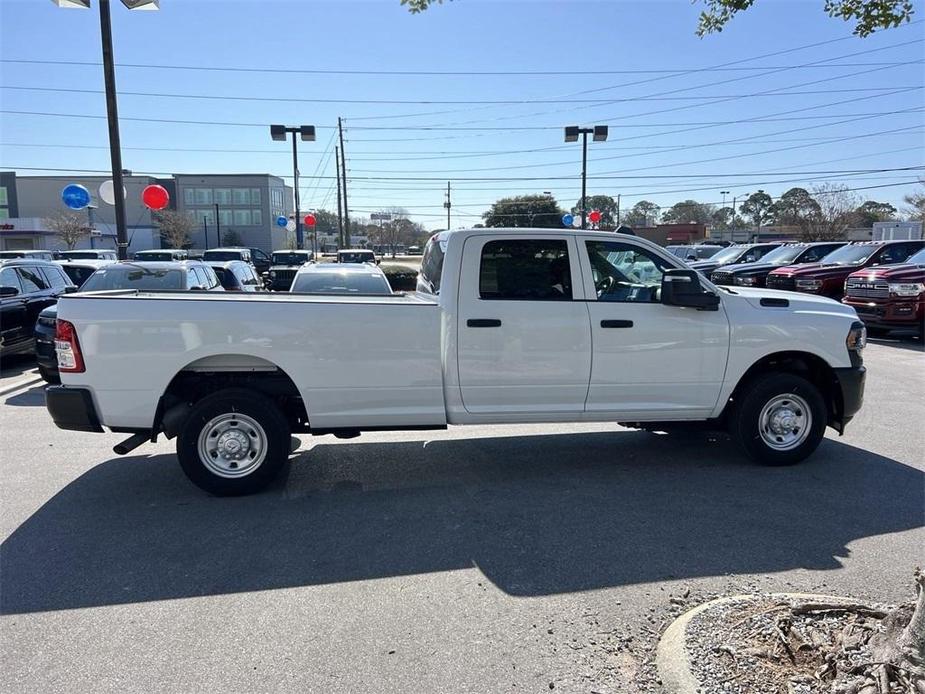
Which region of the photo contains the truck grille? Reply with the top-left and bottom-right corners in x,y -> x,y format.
711,271 -> 734,286
766,275 -> 795,291
273,269 -> 296,286
845,279 -> 889,299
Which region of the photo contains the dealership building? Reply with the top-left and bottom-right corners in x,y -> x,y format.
0,171 -> 293,254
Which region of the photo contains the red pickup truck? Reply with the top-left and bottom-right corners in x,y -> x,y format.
766,240 -> 925,299
842,246 -> 925,334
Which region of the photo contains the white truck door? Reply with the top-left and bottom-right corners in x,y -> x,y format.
456,235 -> 592,414
580,238 -> 730,417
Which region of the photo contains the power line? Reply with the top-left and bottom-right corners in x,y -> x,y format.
4,83 -> 921,106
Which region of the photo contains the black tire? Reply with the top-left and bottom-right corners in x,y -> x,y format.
729,372 -> 827,466
176,388 -> 291,496
38,365 -> 60,385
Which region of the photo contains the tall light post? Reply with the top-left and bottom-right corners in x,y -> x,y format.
271,125 -> 316,249
564,125 -> 608,229
52,0 -> 159,260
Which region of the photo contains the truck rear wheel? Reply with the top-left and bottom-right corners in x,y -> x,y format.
730,372 -> 827,466
176,388 -> 291,496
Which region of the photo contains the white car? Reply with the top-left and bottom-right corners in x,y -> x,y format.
46,228 -> 866,495
289,262 -> 392,295
57,249 -> 118,261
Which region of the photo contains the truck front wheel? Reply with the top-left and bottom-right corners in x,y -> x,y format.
176,388 -> 291,496
730,372 -> 827,466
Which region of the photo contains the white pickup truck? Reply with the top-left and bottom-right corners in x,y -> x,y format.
46,229 -> 867,495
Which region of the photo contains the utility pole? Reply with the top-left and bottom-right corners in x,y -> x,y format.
564,126 -> 608,230
270,125 -> 316,250
202,216 -> 208,248
335,145 -> 344,249
616,194 -> 621,226
338,117 -> 350,247
444,181 -> 451,229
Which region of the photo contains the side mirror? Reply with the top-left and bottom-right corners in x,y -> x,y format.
189,286 -> 205,292
0,286 -> 19,297
63,286 -> 78,294
661,269 -> 720,311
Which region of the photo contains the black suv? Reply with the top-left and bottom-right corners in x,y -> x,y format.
0,259 -> 75,361
686,242 -> 783,277
710,242 -> 846,288
265,250 -> 315,291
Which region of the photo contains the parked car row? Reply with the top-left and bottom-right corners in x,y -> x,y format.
695,239 -> 924,336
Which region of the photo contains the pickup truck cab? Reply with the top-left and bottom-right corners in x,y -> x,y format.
767,240 -> 925,299
842,246 -> 925,334
46,229 -> 867,496
710,242 -> 846,288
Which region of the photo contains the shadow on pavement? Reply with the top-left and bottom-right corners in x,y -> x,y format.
4,385 -> 46,408
867,333 -> 923,353
0,354 -> 37,381
2,430 -> 922,614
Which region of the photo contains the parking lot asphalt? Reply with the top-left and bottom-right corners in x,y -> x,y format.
1,337 -> 922,693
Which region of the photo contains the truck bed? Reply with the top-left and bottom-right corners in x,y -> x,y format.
55,290 -> 446,431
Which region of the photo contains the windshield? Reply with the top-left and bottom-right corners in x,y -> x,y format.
60,265 -> 98,288
203,251 -> 243,261
339,252 -> 374,263
819,244 -> 878,265
80,267 -> 185,291
904,248 -> 925,265
759,245 -> 807,264
291,272 -> 391,294
135,252 -> 175,261
59,252 -> 104,260
709,246 -> 747,264
0,252 -> 26,258
272,252 -> 312,265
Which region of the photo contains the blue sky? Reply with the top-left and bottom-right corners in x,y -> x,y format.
1,0 -> 923,228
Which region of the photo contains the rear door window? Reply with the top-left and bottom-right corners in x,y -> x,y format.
15,267 -> 48,293
1,267 -> 22,292
478,239 -> 572,301
40,266 -> 69,290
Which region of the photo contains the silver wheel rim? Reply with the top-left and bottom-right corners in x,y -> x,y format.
758,393 -> 811,451
197,412 -> 268,478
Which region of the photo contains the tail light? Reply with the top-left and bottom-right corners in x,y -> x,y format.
55,319 -> 85,373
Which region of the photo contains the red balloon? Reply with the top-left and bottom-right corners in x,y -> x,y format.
141,184 -> 169,211
303,214 -> 316,227
588,209 -> 602,224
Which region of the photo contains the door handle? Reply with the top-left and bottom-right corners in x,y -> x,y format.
601,319 -> 633,328
467,318 -> 502,328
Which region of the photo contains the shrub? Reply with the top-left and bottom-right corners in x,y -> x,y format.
380,263 -> 418,292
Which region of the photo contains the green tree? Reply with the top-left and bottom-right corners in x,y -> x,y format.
660,199 -> 715,225
739,191 -> 774,229
711,207 -> 735,229
404,0 -> 914,38
572,195 -> 618,229
767,187 -> 822,232
854,200 -> 897,227
482,194 -> 565,228
696,0 -> 914,37
622,200 -> 660,227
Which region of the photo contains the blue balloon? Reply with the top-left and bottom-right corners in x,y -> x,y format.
561,213 -> 574,227
62,184 -> 91,210
276,215 -> 288,227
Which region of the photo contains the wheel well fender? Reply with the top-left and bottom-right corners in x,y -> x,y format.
155,355 -> 308,437
721,351 -> 843,428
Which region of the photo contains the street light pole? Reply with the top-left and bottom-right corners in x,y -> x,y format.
565,125 -> 609,230
53,0 -> 160,260
271,124 -> 316,250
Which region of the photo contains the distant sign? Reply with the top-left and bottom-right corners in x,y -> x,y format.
370,213 -> 392,221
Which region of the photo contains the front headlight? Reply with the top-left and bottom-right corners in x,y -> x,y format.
796,279 -> 823,291
846,322 -> 866,352
734,276 -> 758,286
269,271 -> 276,278
888,282 -> 925,297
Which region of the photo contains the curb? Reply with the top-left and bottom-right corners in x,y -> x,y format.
0,374 -> 44,398
655,592 -> 858,694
